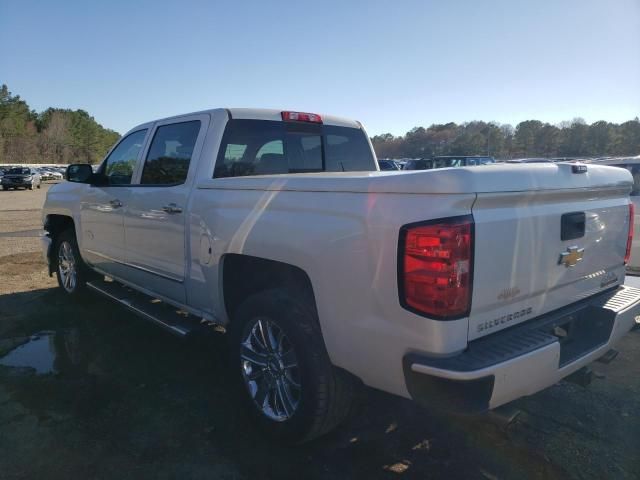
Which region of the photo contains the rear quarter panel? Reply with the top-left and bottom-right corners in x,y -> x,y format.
187,182 -> 475,398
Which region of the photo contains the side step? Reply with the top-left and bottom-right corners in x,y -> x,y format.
87,278 -> 205,338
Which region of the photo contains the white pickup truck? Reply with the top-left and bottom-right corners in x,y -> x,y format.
42,108 -> 640,443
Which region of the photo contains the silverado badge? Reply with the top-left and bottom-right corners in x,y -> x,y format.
559,246 -> 584,268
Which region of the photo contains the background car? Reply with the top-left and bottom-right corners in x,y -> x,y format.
505,158 -> 553,163
403,158 -> 434,170
378,159 -> 401,171
1,166 -> 42,190
37,168 -> 54,181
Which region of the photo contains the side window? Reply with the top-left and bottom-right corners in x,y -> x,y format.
102,129 -> 147,185
140,120 -> 201,185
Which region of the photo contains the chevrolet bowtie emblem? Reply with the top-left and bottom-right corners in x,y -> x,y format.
559,246 -> 584,267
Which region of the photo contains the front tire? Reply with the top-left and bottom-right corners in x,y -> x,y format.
229,289 -> 357,444
54,229 -> 94,296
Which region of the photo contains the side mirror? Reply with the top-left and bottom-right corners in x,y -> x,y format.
66,164 -> 94,183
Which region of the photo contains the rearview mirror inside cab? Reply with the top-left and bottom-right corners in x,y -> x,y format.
66,164 -> 94,183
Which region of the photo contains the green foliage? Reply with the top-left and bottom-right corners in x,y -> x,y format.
1,83 -> 638,164
372,117 -> 640,160
0,84 -> 120,164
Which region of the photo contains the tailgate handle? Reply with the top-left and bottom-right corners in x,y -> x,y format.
561,212 -> 585,241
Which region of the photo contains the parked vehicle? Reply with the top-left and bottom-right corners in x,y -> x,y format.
2,167 -> 42,190
37,168 -> 54,181
404,156 -> 495,170
505,158 -> 554,163
432,155 -> 495,167
378,159 -> 401,171
592,156 -> 640,272
37,168 -> 64,181
403,158 -> 433,170
48,170 -> 64,180
41,108 -> 640,443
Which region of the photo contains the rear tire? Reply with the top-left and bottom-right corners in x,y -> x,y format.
54,228 -> 96,296
229,289 -> 358,444
1,186 -> 7,191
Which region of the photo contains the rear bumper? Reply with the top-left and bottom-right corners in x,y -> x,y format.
403,285 -> 640,413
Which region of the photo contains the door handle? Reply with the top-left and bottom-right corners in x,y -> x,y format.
162,203 -> 183,214
109,199 -> 122,208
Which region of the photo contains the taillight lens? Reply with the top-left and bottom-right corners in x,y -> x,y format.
281,111 -> 323,123
625,202 -> 634,265
399,216 -> 474,319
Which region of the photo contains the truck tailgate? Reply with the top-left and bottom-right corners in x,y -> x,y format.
469,183 -> 632,340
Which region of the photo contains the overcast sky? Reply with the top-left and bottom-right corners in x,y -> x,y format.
2,0 -> 639,136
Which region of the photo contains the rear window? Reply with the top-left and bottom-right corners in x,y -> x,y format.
213,120 -> 375,178
8,168 -> 30,175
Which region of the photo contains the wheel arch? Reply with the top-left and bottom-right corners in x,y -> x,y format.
43,214 -> 76,274
221,253 -> 319,325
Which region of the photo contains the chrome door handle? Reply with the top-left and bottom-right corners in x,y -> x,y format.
162,203 -> 183,214
109,199 -> 122,208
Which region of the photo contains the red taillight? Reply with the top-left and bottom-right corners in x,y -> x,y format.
625,202 -> 634,265
281,111 -> 323,124
399,216 -> 473,319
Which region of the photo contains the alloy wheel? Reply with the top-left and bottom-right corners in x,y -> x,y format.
240,318 -> 301,421
58,241 -> 77,293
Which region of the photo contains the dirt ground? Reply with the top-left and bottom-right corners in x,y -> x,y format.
1,184 -> 639,480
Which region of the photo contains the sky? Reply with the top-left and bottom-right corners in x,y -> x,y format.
1,0 -> 639,136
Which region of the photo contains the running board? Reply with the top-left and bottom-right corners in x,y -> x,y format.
87,278 -> 203,338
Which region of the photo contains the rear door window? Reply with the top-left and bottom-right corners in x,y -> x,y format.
214,119 -> 375,178
141,120 -> 201,185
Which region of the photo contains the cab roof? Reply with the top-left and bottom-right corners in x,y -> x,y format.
127,108 -> 362,134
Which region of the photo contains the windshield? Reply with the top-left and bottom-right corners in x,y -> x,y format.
214,120 -> 376,178
8,168 -> 30,175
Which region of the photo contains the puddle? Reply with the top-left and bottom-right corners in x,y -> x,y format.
0,330 -> 84,375
0,333 -> 57,374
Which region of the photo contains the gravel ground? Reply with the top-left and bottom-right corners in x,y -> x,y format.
0,184 -> 639,480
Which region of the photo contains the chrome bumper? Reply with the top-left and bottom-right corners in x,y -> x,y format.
404,286 -> 640,412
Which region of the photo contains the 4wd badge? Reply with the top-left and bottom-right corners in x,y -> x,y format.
559,246 -> 584,268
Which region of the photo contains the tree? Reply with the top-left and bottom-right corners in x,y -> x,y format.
369,115 -> 639,160
0,84 -> 120,164
514,120 -> 543,157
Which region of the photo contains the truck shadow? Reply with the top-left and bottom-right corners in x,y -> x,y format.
0,287 -> 633,479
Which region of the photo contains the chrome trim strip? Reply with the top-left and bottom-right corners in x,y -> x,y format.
84,249 -> 184,283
